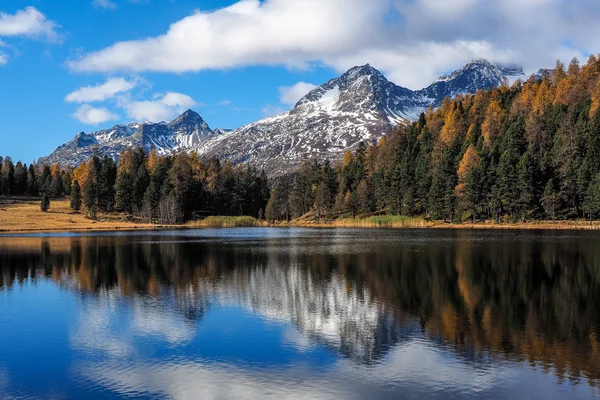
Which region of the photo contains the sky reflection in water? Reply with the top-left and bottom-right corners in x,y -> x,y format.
0,228 -> 599,399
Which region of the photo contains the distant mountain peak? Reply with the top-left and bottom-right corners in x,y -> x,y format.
434,59 -> 524,85
41,59 -> 529,171
343,63 -> 380,78
173,109 -> 201,121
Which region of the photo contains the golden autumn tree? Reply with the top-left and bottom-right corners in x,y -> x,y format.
455,145 -> 481,221
147,149 -> 160,174
440,101 -> 463,145
72,161 -> 89,190
481,100 -> 505,147
590,79 -> 600,118
456,145 -> 480,196
342,150 -> 353,168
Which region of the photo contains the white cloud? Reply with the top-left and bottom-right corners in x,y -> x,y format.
278,82 -> 316,107
72,104 -> 119,125
0,6 -> 60,42
65,78 -> 136,103
121,92 -> 197,122
261,104 -> 285,117
0,53 -> 6,65
66,0 -> 600,89
219,100 -> 232,106
67,0 -> 389,73
92,0 -> 118,10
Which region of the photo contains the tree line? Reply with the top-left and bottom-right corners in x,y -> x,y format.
0,149 -> 270,224
5,56 -> 600,224
267,55 -> 600,223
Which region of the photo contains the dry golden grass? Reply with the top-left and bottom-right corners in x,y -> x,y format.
0,198 -> 161,234
187,216 -> 267,228
283,212 -> 600,231
2,198 -> 600,234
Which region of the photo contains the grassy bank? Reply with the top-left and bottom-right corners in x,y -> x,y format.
0,198 -> 161,233
3,198 -> 600,234
286,216 -> 600,230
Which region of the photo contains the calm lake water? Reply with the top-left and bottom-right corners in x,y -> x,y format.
1,228 -> 600,399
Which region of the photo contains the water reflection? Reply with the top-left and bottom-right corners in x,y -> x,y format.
1,229 -> 600,398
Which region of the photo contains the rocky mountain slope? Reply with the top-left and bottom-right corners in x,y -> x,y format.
41,60 -> 524,171
195,60 -> 524,173
39,110 -> 219,166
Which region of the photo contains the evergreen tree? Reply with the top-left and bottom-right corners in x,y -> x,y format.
13,162 -> 27,195
1,157 -> 15,195
542,180 -> 558,222
49,173 -> 63,198
70,180 -> 82,213
40,192 -> 50,212
27,164 -> 38,196
98,156 -> 117,212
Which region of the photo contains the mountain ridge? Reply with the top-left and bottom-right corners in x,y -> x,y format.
40,59 -> 525,171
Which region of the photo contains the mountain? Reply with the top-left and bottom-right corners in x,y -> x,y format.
195,60 -> 524,173
39,110 -> 220,166
40,60 -> 524,171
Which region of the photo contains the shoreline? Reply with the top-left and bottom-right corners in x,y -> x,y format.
3,199 -> 600,235
2,219 -> 600,235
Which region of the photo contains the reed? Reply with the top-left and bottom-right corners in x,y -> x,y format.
188,216 -> 260,228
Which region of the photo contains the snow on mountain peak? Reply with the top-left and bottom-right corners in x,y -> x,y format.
41,59 -> 526,172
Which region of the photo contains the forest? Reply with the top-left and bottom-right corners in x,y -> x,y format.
267,55 -> 600,223
0,149 -> 270,224
4,55 -> 600,224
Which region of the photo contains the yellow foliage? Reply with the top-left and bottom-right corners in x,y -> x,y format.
147,149 -> 160,173
72,161 -> 88,187
455,145 -> 480,198
342,150 -> 353,168
481,100 -> 505,147
590,80 -> 600,118
440,103 -> 462,145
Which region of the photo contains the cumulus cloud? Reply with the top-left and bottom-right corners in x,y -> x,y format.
0,6 -> 60,42
92,0 -> 117,10
65,77 -> 136,103
72,104 -> 119,125
278,82 -> 316,107
67,0 -> 389,72
120,92 -> 197,122
66,0 -> 600,89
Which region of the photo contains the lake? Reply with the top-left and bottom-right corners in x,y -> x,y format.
0,228 -> 599,399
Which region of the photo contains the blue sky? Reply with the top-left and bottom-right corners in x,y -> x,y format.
1,0 -> 597,162
0,1 -> 338,162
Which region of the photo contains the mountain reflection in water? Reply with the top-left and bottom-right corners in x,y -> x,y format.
0,228 -> 599,399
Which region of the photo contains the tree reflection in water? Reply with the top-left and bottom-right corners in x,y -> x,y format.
1,229 -> 600,389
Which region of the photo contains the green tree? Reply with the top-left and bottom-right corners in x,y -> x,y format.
40,192 -> 50,212
70,180 -> 82,213
541,179 -> 558,222
27,164 -> 38,196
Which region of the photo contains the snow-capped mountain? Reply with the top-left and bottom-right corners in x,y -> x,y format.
39,110 -> 221,166
40,60 -> 524,171
195,60 -> 524,173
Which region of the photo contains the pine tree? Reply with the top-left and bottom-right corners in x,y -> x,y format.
98,156 -> 117,212
27,164 -> 38,196
70,180 -> 82,213
83,158 -> 101,219
541,180 -> 558,222
1,157 -> 15,196
40,192 -> 50,212
13,162 -> 27,195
